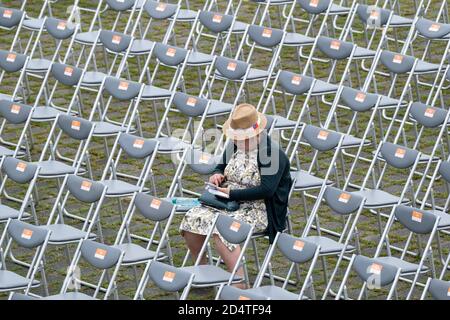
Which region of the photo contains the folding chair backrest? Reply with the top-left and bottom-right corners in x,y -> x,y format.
199,11 -> 234,33
393,205 -> 438,235
185,148 -> 218,175
153,43 -> 188,66
379,51 -> 415,74
278,71 -> 314,95
66,174 -> 106,203
409,102 -> 447,128
0,50 -> 27,72
215,56 -> 249,80
144,1 -> 178,20
247,24 -> 284,48
9,293 -> 37,300
0,100 -> 32,124
57,114 -> 94,140
216,214 -> 252,245
99,30 -> 133,53
302,125 -> 341,152
51,63 -> 83,86
416,18 -> 450,39
7,219 -> 47,249
104,76 -> 142,101
276,233 -> 318,264
379,142 -> 420,169
135,192 -> 174,221
45,18 -> 76,40
173,92 -> 208,117
324,186 -> 364,215
356,5 -> 391,26
2,157 -> 38,184
340,87 -> 378,112
106,0 -> 136,11
219,285 -> 267,300
316,36 -> 354,60
0,7 -> 24,29
80,239 -> 122,270
148,261 -> 192,292
118,133 -> 158,159
353,255 -> 399,288
428,279 -> 450,300
438,160 -> 450,183
297,0 -> 332,14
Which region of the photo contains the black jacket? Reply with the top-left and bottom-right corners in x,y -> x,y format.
213,133 -> 292,243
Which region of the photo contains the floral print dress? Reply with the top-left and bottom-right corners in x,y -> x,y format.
180,148 -> 268,251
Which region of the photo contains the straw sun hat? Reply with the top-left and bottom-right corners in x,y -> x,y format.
222,103 -> 267,141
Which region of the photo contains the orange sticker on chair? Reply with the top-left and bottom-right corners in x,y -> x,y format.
3,9 -> 13,19
393,54 -> 404,64
150,198 -> 161,210
369,263 -> 383,275
230,221 -> 241,232
293,240 -> 305,252
338,193 -> 351,204
133,138 -> 145,149
309,0 -> 319,8
21,228 -> 33,240
118,81 -> 129,91
447,287 -> 450,297
394,148 -> 406,159
156,3 -> 167,12
429,23 -> 441,32
163,271 -> 175,282
291,75 -> 302,86
262,28 -> 272,38
186,97 -> 197,107
112,35 -> 122,45
81,180 -> 92,192
330,40 -> 341,50
94,248 -> 107,260
424,108 -> 435,118
238,295 -> 251,300
199,153 -> 210,164
355,92 -> 366,103
64,66 -> 74,77
212,14 -> 223,24
412,211 -> 423,223
57,21 -> 67,30
10,104 -> 21,114
16,162 -> 26,172
370,10 -> 380,19
317,130 -> 329,140
166,47 -> 176,57
227,61 -> 237,71
6,53 -> 16,63
71,120 -> 81,131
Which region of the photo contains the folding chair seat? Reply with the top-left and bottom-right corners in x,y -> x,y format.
0,157 -> 40,223
47,239 -> 125,300
100,133 -> 159,197
40,174 -> 107,245
177,214 -> 253,290
421,278 -> 450,300
34,115 -> 95,178
335,254 -> 402,300
223,232 -> 320,300
0,219 -> 51,295
374,205 -> 440,299
134,261 -> 194,300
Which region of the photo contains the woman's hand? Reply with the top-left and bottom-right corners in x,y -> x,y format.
216,186 -> 230,196
209,173 -> 225,186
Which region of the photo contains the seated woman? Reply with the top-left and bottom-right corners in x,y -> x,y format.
180,103 -> 293,286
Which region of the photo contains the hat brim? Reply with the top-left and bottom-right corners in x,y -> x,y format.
222,112 -> 267,141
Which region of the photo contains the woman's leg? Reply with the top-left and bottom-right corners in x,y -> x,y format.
213,235 -> 246,289
182,231 -> 207,265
